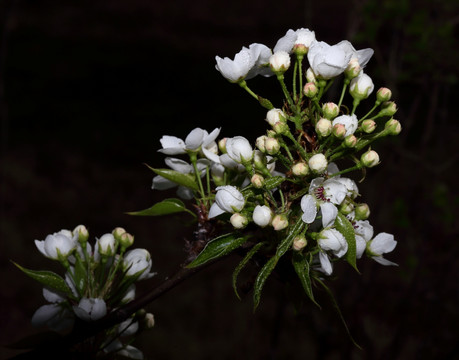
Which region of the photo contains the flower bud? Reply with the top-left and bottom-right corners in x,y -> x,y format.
98,233 -> 116,256
112,227 -> 126,242
73,225 -> 89,244
361,119 -> 376,133
303,82 -> 318,98
123,248 -> 154,280
266,108 -> 286,126
292,235 -> 307,251
218,138 -> 227,153
253,150 -> 268,170
355,203 -> 370,220
253,205 -> 272,227
230,213 -> 249,229
306,67 -> 316,83
339,199 -> 354,215
332,123 -> 346,139
345,58 -> 361,79
361,150 -> 380,168
251,174 -> 264,188
332,114 -> 358,136
322,102 -> 339,120
344,134 -> 357,148
292,161 -> 309,176
269,51 -> 291,73
308,153 -> 328,173
272,214 -> 288,231
385,119 -> 402,135
144,313 -> 155,329
120,232 -> 134,249
379,101 -> 397,117
255,135 -> 267,152
215,185 -> 245,213
272,121 -> 289,135
226,136 -> 253,163
315,118 -> 332,137
265,137 -> 280,155
376,87 -> 392,103
349,73 -> 374,100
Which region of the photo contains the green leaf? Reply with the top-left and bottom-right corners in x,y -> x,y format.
232,242 -> 265,300
292,252 -> 320,308
186,233 -> 248,268
146,165 -> 199,191
253,217 -> 305,310
315,277 -> 362,350
126,198 -> 196,217
13,262 -> 74,297
334,213 -> 359,273
264,176 -> 286,190
72,254 -> 88,295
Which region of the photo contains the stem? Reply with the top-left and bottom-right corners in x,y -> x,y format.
284,131 -> 307,160
328,164 -> 363,177
189,152 -> 206,205
297,54 -> 304,103
337,79 -> 349,109
277,74 -> 294,108
359,101 -> 380,122
238,80 -> 259,101
292,60 -> 298,101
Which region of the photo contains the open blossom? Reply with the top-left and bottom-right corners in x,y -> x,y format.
317,229 -> 348,275
35,230 -> 77,260
208,185 -> 245,218
215,43 -> 273,82
73,297 -> 107,321
367,232 -> 398,266
158,127 -> 221,162
332,114 -> 359,136
273,28 -> 316,53
225,136 -> 253,163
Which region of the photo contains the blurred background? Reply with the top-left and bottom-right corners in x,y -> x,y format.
1,0 -> 458,359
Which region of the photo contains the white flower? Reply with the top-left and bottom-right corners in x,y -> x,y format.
350,72 -> 374,99
273,28 -> 316,53
266,108 -> 286,126
35,231 -> 77,260
123,248 -> 155,280
215,43 -> 273,82
353,219 -> 374,259
225,136 -> 253,163
308,153 -> 328,173
230,213 -> 248,229
158,127 -> 221,162
307,41 -> 353,79
332,114 -> 358,136
337,40 -> 374,69
316,229 -> 348,275
208,185 -> 245,218
252,205 -> 272,227
73,298 -> 107,321
367,232 -> 398,266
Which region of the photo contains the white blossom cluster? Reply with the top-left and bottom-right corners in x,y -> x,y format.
152,27 -> 399,282
29,225 -> 155,359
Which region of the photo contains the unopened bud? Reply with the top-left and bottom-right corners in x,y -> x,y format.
385,119 -> 402,135
345,58 -> 361,79
322,102 -> 339,120
112,227 -> 126,242
308,153 -> 328,174
306,67 -> 316,83
361,149 -> 380,168
344,134 -> 357,148
292,162 -> 309,176
73,225 -> 89,244
253,205 -> 272,227
303,82 -> 318,98
379,101 -> 397,117
332,123 -> 346,139
265,137 -> 280,155
251,174 -> 264,188
272,121 -> 289,135
376,87 -> 392,103
272,214 -> 289,231
144,313 -> 155,329
315,118 -> 332,137
230,213 -> 248,229
339,200 -> 354,215
255,135 -> 268,152
355,203 -> 370,220
349,73 -> 374,100
266,108 -> 286,126
253,150 -> 267,170
361,119 -> 376,133
218,138 -> 227,154
120,232 -> 134,249
269,51 -> 291,73
293,235 -> 307,251
98,233 -> 116,256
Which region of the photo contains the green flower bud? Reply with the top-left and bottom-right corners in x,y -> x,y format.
361,149 -> 380,168
265,137 -> 280,155
120,232 -> 134,249
322,102 -> 339,120
292,235 -> 307,251
303,82 -> 318,98
361,119 -> 376,133
332,123 -> 346,139
255,135 -> 268,152
379,101 -> 397,117
73,225 -> 89,244
339,199 -> 354,215
345,58 -> 361,79
251,174 -> 264,188
355,203 -> 370,220
292,161 -> 309,176
344,134 -> 358,148
218,138 -> 227,154
385,118 -> 402,135
273,121 -> 289,135
112,227 -> 126,242
230,213 -> 248,229
272,214 -> 289,231
315,118 -> 332,137
376,87 -> 392,103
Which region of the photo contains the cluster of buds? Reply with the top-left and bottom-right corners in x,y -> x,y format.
149,27 -> 400,308
17,225 -> 155,359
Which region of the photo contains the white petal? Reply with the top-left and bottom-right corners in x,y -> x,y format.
273,29 -> 297,53
370,232 -> 397,255
202,146 -> 220,163
34,240 -> 47,257
208,203 -> 226,218
319,252 -> 333,275
43,287 -> 65,303
203,128 -> 221,146
355,235 -> 366,259
320,202 -> 338,228
176,186 -> 194,200
152,175 -> 176,190
31,304 -> 61,327
164,157 -> 192,173
372,256 -> 398,266
300,195 -> 317,224
117,345 -> 144,360
185,128 -> 206,150
158,136 -> 186,154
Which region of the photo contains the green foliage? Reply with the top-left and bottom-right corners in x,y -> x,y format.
334,213 -> 359,273
127,198 -> 196,218
146,165 -> 199,191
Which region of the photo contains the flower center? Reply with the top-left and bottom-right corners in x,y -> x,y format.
314,186 -> 329,202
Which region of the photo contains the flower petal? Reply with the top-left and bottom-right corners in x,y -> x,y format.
301,195 -> 317,224
208,203 -> 225,218
318,252 -> 333,275
158,136 -> 186,155
185,128 -> 207,150
319,202 -> 338,228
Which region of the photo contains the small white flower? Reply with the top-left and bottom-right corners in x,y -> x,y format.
307,41 -> 353,79
350,72 -> 374,100
367,232 -> 398,266
225,136 -> 253,163
35,231 -> 77,260
123,248 -> 155,280
73,297 -> 107,321
273,28 -> 316,53
332,114 -> 358,136
208,185 -> 245,218
308,153 -> 328,173
317,229 -> 348,275
252,205 -> 272,227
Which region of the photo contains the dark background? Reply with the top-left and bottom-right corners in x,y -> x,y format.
1,0 -> 458,359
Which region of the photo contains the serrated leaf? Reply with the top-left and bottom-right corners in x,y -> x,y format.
334,213 -> 359,273
232,242 -> 265,300
292,252 -> 320,308
253,217 -> 305,310
13,262 -> 73,297
186,233 -> 248,268
315,277 -> 362,350
126,198 -> 196,217
146,165 -> 199,191
264,176 -> 286,190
